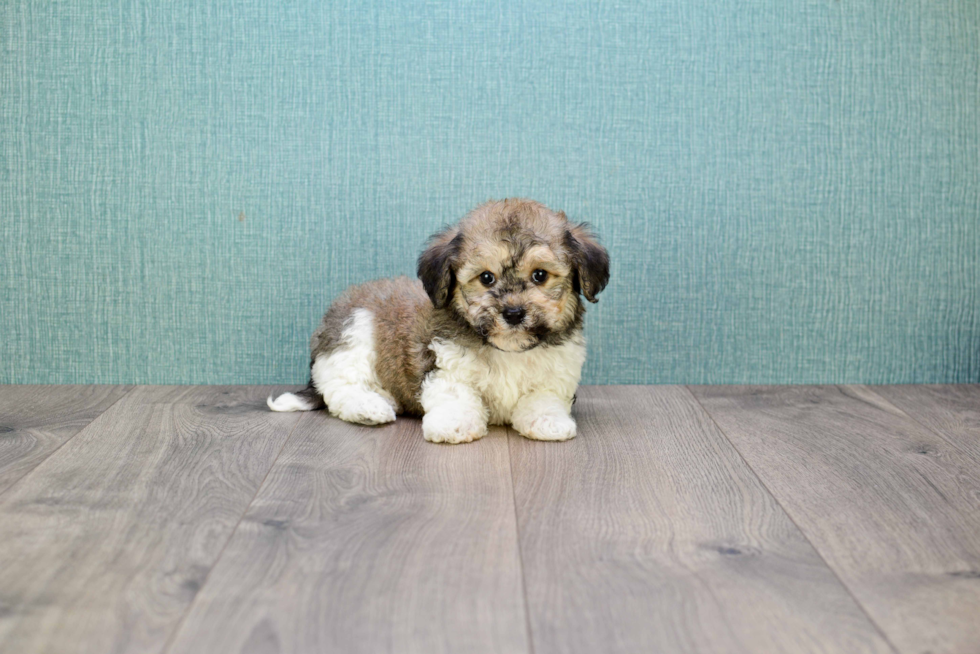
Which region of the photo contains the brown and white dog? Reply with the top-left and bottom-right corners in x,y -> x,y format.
268,198 -> 609,444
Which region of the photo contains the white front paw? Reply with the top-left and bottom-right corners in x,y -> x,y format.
422,410 -> 487,444
519,413 -> 577,441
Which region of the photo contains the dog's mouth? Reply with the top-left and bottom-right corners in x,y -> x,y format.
480,317 -> 550,352
487,335 -> 542,352
487,336 -> 540,352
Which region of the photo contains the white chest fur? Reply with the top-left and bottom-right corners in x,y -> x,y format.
425,333 -> 587,424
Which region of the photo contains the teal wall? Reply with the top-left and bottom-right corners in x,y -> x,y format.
2,1 -> 979,385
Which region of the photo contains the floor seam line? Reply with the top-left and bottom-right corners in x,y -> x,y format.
682,385 -> 903,654
159,407 -> 308,654
0,384 -> 138,501
850,384 -> 980,464
506,428 -> 537,654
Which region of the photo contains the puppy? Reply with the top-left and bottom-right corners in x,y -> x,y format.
268,198 -> 609,444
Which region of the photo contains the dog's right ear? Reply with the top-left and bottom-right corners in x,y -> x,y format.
417,228 -> 463,309
564,222 -> 610,303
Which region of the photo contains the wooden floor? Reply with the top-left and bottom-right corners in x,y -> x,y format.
0,385 -> 978,654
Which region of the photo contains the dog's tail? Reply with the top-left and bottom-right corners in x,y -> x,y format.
267,378 -> 325,412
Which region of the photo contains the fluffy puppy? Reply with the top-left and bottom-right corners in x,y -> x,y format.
268,198 -> 609,444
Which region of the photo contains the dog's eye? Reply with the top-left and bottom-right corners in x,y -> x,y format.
531,269 -> 548,284
479,271 -> 496,287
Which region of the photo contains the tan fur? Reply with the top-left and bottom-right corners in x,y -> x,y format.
444,199 -> 591,353
285,198 -> 609,422
310,276 -> 433,415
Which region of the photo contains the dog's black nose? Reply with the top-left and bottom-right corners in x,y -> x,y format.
502,306 -> 526,326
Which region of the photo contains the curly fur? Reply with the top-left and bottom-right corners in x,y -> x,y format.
268,198 -> 609,444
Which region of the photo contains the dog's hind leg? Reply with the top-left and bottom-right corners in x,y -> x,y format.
319,383 -> 396,425
310,308 -> 398,426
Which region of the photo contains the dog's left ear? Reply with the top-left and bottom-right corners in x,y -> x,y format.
564,222 -> 610,303
417,228 -> 463,308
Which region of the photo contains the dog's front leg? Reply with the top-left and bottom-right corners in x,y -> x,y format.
511,392 -> 577,442
420,375 -> 488,444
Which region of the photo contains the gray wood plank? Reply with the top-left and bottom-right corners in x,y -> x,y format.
0,385 -> 302,654
872,385 -> 980,461
166,413 -> 529,654
0,385 -> 132,494
510,385 -> 893,654
691,384 -> 980,654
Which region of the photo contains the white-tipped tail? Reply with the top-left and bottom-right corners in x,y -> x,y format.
267,392 -> 314,412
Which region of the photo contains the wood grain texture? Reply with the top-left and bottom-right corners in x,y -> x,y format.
0,386 -> 301,654
166,413 -> 529,654
691,385 -> 980,654
509,385 -> 893,654
0,385 -> 132,494
871,385 -> 980,462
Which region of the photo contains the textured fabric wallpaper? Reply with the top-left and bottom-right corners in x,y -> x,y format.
2,1 -> 978,385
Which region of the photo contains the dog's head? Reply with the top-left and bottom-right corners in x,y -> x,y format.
418,199 -> 609,352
